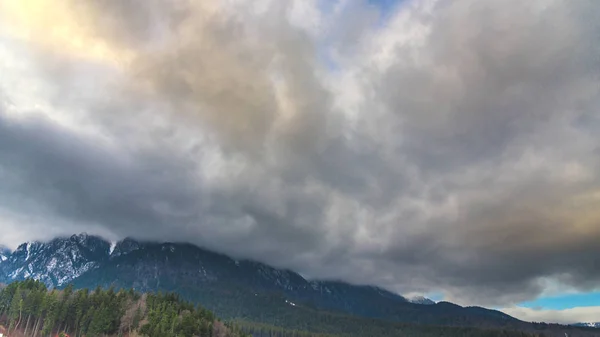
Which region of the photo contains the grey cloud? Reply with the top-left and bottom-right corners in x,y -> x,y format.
357,0 -> 600,304
378,0 -> 597,172
0,0 -> 600,307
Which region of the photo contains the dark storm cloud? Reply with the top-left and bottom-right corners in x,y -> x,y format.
0,107 -> 332,264
0,0 -> 599,307
0,110 -> 196,233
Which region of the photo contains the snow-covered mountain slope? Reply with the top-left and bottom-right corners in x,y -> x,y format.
0,233 -> 109,287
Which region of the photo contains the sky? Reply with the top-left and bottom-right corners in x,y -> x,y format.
0,0 -> 599,325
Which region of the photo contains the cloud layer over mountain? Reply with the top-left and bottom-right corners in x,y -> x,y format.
1,0 -> 599,307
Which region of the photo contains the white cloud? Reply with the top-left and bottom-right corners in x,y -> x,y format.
502,306 -> 600,325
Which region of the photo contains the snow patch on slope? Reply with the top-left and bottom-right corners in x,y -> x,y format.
25,242 -> 32,260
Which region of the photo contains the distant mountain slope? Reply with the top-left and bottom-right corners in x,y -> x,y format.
0,234 -> 595,337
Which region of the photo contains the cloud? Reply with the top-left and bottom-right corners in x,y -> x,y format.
502,306 -> 600,325
1,0 -> 599,308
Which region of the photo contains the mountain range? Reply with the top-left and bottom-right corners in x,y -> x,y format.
0,234 -> 597,337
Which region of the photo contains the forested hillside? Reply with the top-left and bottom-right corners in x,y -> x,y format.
0,280 -> 248,337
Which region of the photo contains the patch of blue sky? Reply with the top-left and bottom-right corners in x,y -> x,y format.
367,0 -> 402,16
314,0 -> 405,72
423,291 -> 444,302
518,292 -> 600,310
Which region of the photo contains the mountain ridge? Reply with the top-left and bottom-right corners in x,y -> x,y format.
0,233 -> 412,301
0,235 -> 425,304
